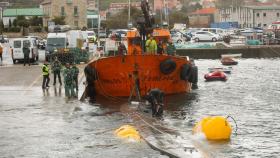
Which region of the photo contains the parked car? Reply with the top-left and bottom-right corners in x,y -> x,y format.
0,35 -> 9,43
11,38 -> 39,64
171,31 -> 191,43
98,31 -> 107,38
87,31 -> 96,43
192,31 -> 222,42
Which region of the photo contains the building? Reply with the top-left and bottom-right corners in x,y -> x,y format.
218,6 -> 280,28
2,8 -> 43,28
87,0 -> 98,11
153,0 -> 182,11
108,2 -> 141,15
189,7 -> 218,27
0,2 -> 10,20
41,0 -> 87,29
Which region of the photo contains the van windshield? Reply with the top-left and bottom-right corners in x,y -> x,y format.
47,38 -> 66,47
14,41 -> 21,48
23,40 -> 31,47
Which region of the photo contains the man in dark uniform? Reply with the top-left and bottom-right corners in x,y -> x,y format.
23,42 -> 30,66
51,57 -> 62,86
84,65 -> 96,103
145,88 -> 164,117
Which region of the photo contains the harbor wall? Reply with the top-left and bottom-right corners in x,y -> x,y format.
176,46 -> 280,59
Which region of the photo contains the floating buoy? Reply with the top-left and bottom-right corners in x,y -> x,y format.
193,116 -> 232,140
115,125 -> 141,141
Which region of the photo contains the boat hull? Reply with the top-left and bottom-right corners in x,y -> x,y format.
87,55 -> 192,97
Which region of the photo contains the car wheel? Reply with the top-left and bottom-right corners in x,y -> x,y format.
212,38 -> 217,42
177,40 -> 182,43
194,38 -> 199,42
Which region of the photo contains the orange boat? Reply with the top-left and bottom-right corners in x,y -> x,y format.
83,1 -> 197,98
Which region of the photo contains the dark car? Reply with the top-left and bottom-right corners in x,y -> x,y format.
0,35 -> 9,43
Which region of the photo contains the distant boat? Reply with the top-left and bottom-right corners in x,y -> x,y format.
221,57 -> 238,66
208,67 -> 232,74
221,53 -> 242,58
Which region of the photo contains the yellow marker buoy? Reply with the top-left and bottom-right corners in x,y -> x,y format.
193,116 -> 232,140
115,125 -> 141,142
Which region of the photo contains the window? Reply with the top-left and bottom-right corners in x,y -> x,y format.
14,41 -> 21,48
256,13 -> 260,17
74,6 -> 78,16
277,13 -> 280,17
74,20 -> 78,26
23,40 -> 31,47
61,7 -> 65,16
263,24 -> 267,27
263,13 -> 266,17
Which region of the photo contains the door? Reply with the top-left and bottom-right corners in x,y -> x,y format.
12,40 -> 23,60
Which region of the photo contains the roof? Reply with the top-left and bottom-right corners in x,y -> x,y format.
87,10 -> 98,15
40,0 -> 51,5
247,6 -> 280,10
3,8 -> 43,17
191,7 -> 217,15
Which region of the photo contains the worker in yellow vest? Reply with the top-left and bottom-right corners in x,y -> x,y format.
145,35 -> 157,54
42,61 -> 50,89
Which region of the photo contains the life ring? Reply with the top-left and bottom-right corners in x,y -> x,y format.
84,65 -> 97,82
160,58 -> 177,75
188,66 -> 198,83
180,64 -> 191,81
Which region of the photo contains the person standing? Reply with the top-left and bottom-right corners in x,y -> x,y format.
145,35 -> 157,54
63,63 -> 75,98
157,40 -> 164,55
51,57 -> 62,86
166,40 -> 176,56
71,63 -> 79,92
42,61 -> 50,89
0,43 -> 3,65
117,42 -> 127,55
23,42 -> 30,66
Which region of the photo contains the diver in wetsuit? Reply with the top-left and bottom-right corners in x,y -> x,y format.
145,88 -> 164,117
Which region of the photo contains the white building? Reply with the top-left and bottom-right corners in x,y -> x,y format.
218,6 -> 280,28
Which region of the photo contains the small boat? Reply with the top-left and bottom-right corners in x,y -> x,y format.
221,57 -> 238,66
221,53 -> 242,58
208,67 -> 232,74
204,71 -> 227,81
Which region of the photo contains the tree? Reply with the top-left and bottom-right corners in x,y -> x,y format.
30,16 -> 43,26
14,15 -> 30,28
168,11 -> 189,28
9,19 -> 12,28
106,7 -> 142,29
52,16 -> 66,25
0,20 -> 4,34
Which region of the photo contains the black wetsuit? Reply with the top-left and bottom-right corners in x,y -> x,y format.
146,88 -> 164,117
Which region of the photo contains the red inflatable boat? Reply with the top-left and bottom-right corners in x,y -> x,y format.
204,71 -> 227,81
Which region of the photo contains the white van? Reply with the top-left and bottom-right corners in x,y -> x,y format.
11,38 -> 39,64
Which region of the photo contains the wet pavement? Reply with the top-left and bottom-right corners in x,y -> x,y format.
1,42 -> 280,158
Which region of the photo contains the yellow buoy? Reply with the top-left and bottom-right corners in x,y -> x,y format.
115,125 -> 141,141
193,116 -> 232,140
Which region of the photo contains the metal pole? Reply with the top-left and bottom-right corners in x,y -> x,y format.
97,0 -> 100,46
128,0 -> 131,23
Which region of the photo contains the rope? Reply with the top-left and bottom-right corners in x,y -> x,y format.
226,115 -> 238,136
